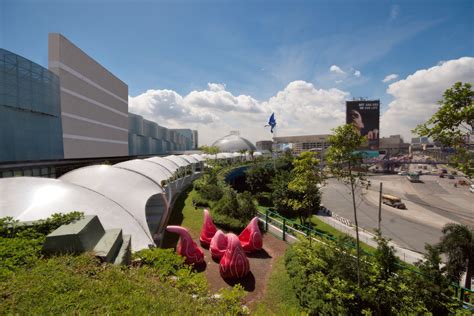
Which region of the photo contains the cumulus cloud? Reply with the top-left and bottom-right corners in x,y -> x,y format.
129,81 -> 349,145
330,65 -> 346,75
382,74 -> 399,83
381,57 -> 474,140
354,70 -> 361,77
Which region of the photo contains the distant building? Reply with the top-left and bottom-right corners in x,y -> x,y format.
256,140 -> 273,152
379,135 -> 409,155
273,134 -> 331,155
212,131 -> 256,153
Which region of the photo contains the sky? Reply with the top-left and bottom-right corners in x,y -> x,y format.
1,0 -> 473,145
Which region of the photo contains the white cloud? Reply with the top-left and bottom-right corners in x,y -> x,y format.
389,5 -> 400,22
354,70 -> 361,77
381,57 -> 474,141
330,65 -> 346,75
382,74 -> 399,83
129,81 -> 349,145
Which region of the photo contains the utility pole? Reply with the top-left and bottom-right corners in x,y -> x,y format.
378,182 -> 383,232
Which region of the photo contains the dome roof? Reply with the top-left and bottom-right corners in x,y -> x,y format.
212,134 -> 256,153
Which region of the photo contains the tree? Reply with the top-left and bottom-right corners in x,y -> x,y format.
438,223 -> 474,290
413,82 -> 474,176
199,145 -> 220,155
286,152 -> 323,226
325,124 -> 366,286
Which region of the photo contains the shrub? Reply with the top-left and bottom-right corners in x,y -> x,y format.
212,188 -> 256,232
133,248 -> 185,277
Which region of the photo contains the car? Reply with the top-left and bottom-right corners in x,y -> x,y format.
439,174 -> 445,178
451,171 -> 457,175
470,185 -> 474,193
448,175 -> 455,179
398,171 -> 408,176
441,169 -> 448,174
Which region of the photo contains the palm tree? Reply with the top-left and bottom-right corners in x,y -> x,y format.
438,223 -> 474,289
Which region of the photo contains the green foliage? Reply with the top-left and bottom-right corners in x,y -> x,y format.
0,254 -> 246,315
245,162 -> 274,193
212,187 -> 256,232
0,212 -> 84,280
437,223 -> 474,289
133,248 -> 185,277
199,145 -> 220,155
413,82 -> 474,176
286,152 -> 323,225
284,236 -> 463,314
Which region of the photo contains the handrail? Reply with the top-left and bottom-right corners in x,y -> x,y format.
257,207 -> 474,303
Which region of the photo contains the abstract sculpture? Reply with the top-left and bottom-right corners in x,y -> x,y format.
219,233 -> 250,279
238,217 -> 263,253
166,225 -> 204,265
199,209 -> 217,247
210,230 -> 228,261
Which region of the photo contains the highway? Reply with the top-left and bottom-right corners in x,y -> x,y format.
321,173 -> 473,254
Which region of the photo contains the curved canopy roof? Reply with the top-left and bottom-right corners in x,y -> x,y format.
114,159 -> 173,187
190,154 -> 205,162
0,177 -> 154,251
180,155 -> 199,164
212,134 -> 257,153
164,155 -> 189,168
145,157 -> 180,174
60,165 -> 165,250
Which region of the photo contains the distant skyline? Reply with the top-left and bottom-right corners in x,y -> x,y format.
2,0 -> 473,145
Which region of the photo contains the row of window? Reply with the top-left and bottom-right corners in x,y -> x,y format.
0,167 -> 56,178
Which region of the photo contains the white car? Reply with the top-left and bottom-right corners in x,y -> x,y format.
470,185 -> 474,193
398,171 -> 408,176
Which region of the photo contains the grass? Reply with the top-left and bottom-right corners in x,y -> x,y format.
162,186 -> 206,248
253,255 -> 302,315
0,254 -> 242,315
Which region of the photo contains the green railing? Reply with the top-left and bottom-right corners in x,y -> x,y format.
257,208 -> 474,308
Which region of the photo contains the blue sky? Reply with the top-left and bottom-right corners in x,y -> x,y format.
2,0 -> 473,143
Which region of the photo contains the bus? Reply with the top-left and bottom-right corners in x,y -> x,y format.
382,194 -> 407,209
407,172 -> 420,182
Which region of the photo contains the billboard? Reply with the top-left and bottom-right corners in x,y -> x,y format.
346,100 -> 380,149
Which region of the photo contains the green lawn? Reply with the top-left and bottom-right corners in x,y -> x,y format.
253,255 -> 302,315
161,187 -> 206,248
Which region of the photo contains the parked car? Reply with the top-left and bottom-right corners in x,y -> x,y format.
441,169 -> 448,174
398,171 -> 408,176
451,171 -> 457,175
470,185 -> 474,193
448,175 -> 455,179
439,174 -> 445,178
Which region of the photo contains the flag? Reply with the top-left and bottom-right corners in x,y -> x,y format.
265,112 -> 277,133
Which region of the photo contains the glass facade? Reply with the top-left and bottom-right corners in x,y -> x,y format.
128,113 -> 193,155
0,49 -> 64,162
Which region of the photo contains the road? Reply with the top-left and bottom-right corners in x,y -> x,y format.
321,174 -> 473,254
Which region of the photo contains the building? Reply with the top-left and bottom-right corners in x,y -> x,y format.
379,135 -> 410,155
128,113 -> 196,156
48,34 -> 129,159
212,131 -> 256,153
273,134 -> 331,155
256,140 -> 273,152
1,34 -> 200,163
0,48 -> 64,162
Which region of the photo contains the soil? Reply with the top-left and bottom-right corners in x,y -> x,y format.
200,232 -> 288,307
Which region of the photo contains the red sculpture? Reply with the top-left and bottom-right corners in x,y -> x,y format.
210,230 -> 228,261
199,209 -> 217,247
238,217 -> 263,253
166,225 -> 204,265
219,233 -> 250,279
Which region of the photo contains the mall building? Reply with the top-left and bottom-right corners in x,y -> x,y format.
273,134 -> 331,155
0,34 -> 197,163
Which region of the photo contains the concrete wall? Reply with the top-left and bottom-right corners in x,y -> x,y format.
48,33 -> 128,159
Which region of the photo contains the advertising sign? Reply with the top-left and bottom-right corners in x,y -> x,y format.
346,100 -> 380,149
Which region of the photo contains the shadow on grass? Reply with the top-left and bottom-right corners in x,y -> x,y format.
224,271 -> 256,292
161,186 -> 192,249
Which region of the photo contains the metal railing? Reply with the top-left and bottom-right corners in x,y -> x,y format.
257,208 -> 474,308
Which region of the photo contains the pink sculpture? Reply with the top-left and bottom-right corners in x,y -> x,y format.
238,217 -> 263,253
199,209 -> 217,247
166,225 -> 204,265
219,233 -> 250,279
210,230 -> 228,261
